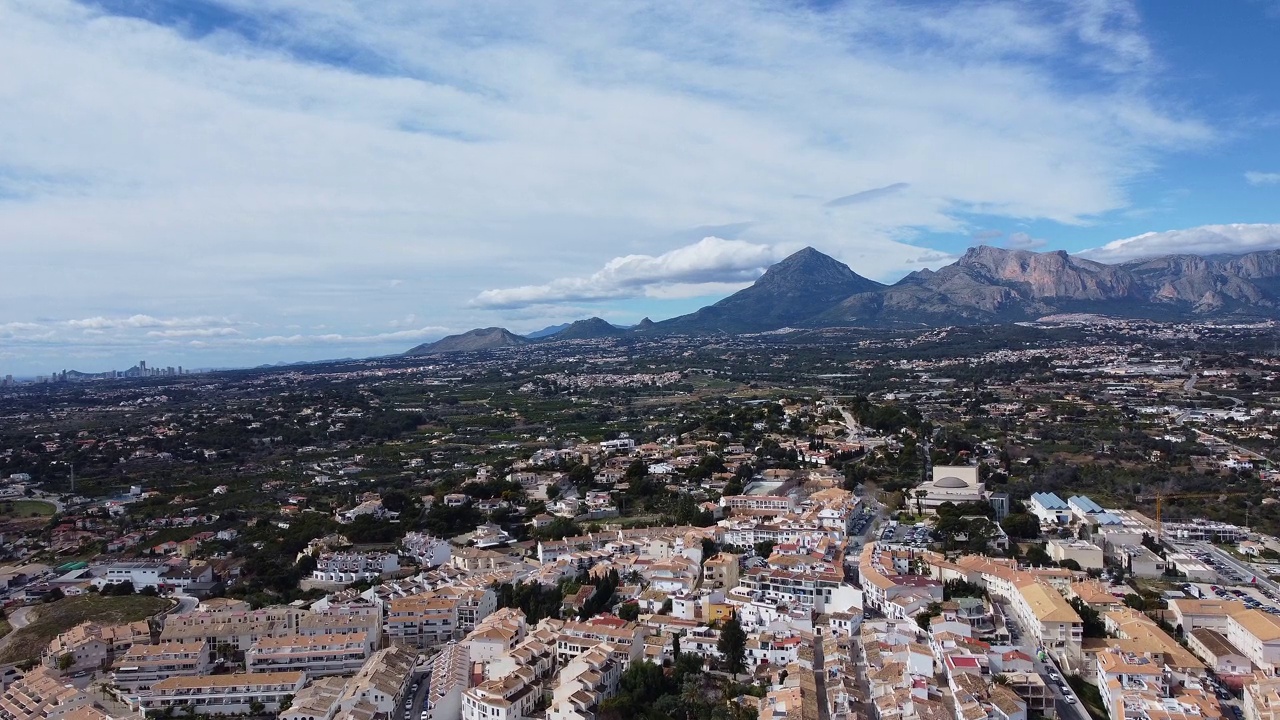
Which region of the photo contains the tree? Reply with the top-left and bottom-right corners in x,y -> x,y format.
249,699 -> 265,716
916,601 -> 943,630
1068,597 -> 1107,638
753,540 -> 775,559
58,653 -> 74,672
1000,513 -> 1040,540
1059,558 -> 1082,572
1024,544 -> 1052,567
1123,594 -> 1147,611
718,612 -> 747,677
617,602 -> 639,622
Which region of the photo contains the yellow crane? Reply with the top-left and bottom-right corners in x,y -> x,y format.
1149,491 -> 1244,543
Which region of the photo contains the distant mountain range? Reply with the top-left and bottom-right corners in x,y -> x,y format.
406,245 -> 1280,354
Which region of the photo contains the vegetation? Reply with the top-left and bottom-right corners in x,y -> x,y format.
0,500 -> 57,518
0,594 -> 170,664
717,612 -> 748,676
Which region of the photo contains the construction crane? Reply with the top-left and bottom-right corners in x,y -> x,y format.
1147,491 -> 1243,543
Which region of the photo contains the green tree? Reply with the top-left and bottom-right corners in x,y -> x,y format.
718,612 -> 747,677
1000,512 -> 1040,539
57,653 -> 74,672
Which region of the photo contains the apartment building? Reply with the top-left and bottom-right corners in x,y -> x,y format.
112,640 -> 210,693
278,645 -> 417,720
720,495 -> 795,516
464,608 -> 526,661
41,620 -> 152,673
1011,579 -> 1082,654
703,552 -> 741,590
431,586 -> 497,634
386,593 -> 459,648
1095,650 -> 1168,720
546,644 -> 622,720
1166,598 -> 1247,635
462,666 -> 538,720
425,644 -> 470,720
1227,610 -> 1280,672
1245,676 -> 1280,720
550,619 -> 644,667
0,667 -> 93,720
310,552 -> 399,585
246,632 -> 370,677
401,532 -> 452,568
159,606 -> 302,650
138,671 -> 307,716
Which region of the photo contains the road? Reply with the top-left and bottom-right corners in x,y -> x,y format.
828,399 -> 887,450
8,605 -> 36,630
0,604 -> 40,655
995,600 -> 1092,720
813,633 -> 830,720
1194,542 -> 1280,596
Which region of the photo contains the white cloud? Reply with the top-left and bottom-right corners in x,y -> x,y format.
0,0 -> 1218,371
145,328 -> 241,338
1004,232 -> 1048,250
1246,171 -> 1280,186
474,237 -> 779,308
1079,223 -> 1280,263
65,315 -> 233,330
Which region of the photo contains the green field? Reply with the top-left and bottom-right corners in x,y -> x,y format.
0,500 -> 56,519
0,595 -> 170,664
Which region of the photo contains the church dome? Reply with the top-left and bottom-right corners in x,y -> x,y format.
933,476 -> 968,489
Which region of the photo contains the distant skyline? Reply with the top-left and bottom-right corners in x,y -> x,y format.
2,0 -> 1280,374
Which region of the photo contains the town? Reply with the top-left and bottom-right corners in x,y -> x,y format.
1,319 -> 1280,720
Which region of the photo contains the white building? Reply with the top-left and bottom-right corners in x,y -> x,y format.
401,533 -> 452,568
112,640 -> 210,693
1228,610 -> 1280,672
139,672 -> 307,716
1046,539 -> 1104,569
311,552 -> 399,584
1028,493 -> 1069,526
246,632 -> 371,677
912,466 -> 985,515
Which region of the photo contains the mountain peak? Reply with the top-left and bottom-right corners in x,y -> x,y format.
755,247 -> 865,289
545,317 -> 624,340
405,326 -> 529,355
654,245 -> 884,333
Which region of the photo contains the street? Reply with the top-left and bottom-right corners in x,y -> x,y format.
996,599 -> 1092,720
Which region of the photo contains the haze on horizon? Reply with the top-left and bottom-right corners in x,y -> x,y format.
2,0 -> 1280,375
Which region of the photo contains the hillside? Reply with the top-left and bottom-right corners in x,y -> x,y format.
0,594 -> 170,664
543,317 -> 625,340
654,246 -> 884,333
405,327 -> 530,356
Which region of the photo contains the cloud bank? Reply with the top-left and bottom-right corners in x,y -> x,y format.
1080,223 -> 1280,263
0,0 -> 1222,371
474,238 -> 779,309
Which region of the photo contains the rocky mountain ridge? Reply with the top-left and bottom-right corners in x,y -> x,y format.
406,245 -> 1280,354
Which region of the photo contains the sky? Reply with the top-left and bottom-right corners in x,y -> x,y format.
2,0 -> 1280,375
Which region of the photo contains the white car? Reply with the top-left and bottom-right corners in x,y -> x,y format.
1063,695 -> 1076,705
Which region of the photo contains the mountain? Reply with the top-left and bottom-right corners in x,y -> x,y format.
525,323 -> 571,339
823,246 -> 1280,325
405,327 -> 531,355
402,246 -> 1280,355
655,247 -> 885,333
543,317 -> 625,340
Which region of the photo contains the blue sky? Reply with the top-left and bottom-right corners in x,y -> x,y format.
1,0 -> 1279,375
